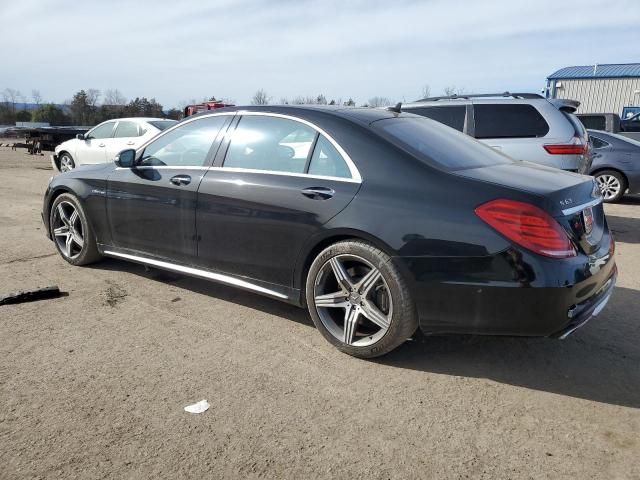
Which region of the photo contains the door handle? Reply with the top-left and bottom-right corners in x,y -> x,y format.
301,187 -> 334,200
98,143 -> 105,147
126,141 -> 135,145
170,174 -> 191,186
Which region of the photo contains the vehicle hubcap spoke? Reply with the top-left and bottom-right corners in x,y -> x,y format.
315,291 -> 349,307
361,299 -> 390,329
329,257 -> 354,291
355,268 -> 382,296
343,304 -> 360,345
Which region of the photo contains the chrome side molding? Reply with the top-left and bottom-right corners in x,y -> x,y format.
103,250 -> 288,299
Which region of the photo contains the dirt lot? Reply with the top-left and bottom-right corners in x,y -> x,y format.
0,147 -> 638,479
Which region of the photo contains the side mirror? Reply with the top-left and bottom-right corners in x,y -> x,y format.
114,149 -> 136,168
76,133 -> 85,140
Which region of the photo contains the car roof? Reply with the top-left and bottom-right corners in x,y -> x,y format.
187,105 -> 414,127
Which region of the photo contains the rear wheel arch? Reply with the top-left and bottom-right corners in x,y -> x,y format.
295,230 -> 400,303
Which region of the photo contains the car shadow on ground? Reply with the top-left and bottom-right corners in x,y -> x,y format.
92,258 -> 313,327
94,260 -> 639,409
607,216 -> 640,245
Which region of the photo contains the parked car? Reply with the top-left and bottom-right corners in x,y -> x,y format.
588,129 -> 640,202
401,92 -> 592,172
620,112 -> 640,132
42,106 -> 616,358
51,118 -> 177,172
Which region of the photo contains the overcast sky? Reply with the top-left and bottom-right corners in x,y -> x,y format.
1,0 -> 639,108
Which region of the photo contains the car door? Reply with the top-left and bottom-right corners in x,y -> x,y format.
107,120 -> 145,161
75,121 -> 116,165
196,113 -> 361,287
106,114 -> 232,263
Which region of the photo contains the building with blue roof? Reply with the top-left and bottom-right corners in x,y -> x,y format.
546,63 -> 640,115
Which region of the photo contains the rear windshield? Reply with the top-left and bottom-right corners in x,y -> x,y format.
148,120 -> 177,131
373,116 -> 512,171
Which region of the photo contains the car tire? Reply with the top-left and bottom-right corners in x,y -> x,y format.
595,170 -> 627,203
306,240 -> 418,358
59,153 -> 75,172
49,193 -> 102,266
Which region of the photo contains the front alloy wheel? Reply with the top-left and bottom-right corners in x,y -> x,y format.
49,193 -> 102,266
59,153 -> 75,172
52,201 -> 84,259
306,240 -> 418,358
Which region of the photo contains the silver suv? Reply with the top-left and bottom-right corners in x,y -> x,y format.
401,93 -> 592,173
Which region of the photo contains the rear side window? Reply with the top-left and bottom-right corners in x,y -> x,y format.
474,104 -> 549,139
405,106 -> 466,132
224,116 -> 315,173
374,117 -> 512,171
590,136 -> 609,149
114,121 -> 140,138
578,116 -> 606,131
308,136 -> 351,178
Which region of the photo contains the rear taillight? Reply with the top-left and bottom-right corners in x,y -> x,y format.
543,144 -> 587,155
475,199 -> 576,258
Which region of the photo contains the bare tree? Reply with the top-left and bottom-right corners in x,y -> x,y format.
442,85 -> 457,96
442,86 -> 466,96
343,98 -> 356,107
279,97 -> 289,104
32,89 -> 42,106
104,89 -> 127,106
368,96 -> 392,108
420,85 -> 431,99
2,88 -> 21,114
251,89 -> 271,105
86,89 -> 101,107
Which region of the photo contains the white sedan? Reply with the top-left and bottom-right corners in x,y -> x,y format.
52,117 -> 177,172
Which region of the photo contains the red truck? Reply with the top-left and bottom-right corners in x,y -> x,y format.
183,101 -> 234,117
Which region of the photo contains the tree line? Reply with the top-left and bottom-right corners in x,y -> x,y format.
0,88 -> 182,126
1,84 -> 468,126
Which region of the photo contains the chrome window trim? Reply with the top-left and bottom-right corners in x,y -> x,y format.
114,165 -> 210,171
208,166 -> 361,183
561,197 -> 602,216
229,111 -> 362,182
103,250 -> 288,299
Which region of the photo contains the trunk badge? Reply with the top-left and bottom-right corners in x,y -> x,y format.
583,206 -> 594,235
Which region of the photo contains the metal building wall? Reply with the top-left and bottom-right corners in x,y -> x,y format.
551,77 -> 640,114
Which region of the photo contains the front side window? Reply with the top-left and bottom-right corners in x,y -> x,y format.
474,104 -> 550,139
406,106 -> 466,132
87,122 -> 115,139
224,116 -> 316,173
139,116 -> 228,167
114,121 -> 140,138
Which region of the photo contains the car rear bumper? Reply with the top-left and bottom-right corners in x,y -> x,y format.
400,245 -> 616,337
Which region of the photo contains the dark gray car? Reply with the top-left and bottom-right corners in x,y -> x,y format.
588,129 -> 640,202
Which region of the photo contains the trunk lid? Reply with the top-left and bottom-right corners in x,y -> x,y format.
455,161 -> 605,255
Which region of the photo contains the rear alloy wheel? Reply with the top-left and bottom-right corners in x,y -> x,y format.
595,170 -> 627,203
306,240 -> 417,358
50,193 -> 102,266
59,153 -> 75,172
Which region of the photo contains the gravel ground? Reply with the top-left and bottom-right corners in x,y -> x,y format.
0,148 -> 638,479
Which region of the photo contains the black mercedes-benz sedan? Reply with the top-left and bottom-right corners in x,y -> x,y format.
42,105 -> 617,358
